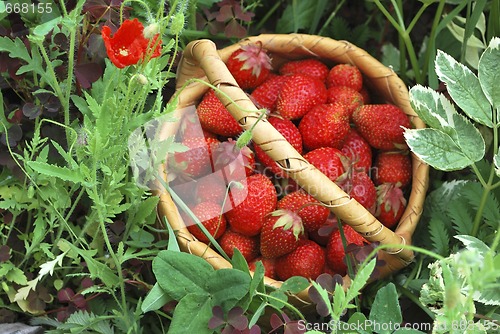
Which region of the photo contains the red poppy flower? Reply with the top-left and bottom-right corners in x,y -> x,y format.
101,18 -> 162,69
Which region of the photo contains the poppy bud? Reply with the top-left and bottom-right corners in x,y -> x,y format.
136,74 -> 148,85
170,13 -> 185,35
143,23 -> 160,39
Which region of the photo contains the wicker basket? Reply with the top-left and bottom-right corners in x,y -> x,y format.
155,34 -> 429,306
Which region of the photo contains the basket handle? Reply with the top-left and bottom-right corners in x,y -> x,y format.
175,37 -> 418,268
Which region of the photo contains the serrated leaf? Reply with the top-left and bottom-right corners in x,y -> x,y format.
33,16 -> 62,36
0,37 -> 32,64
27,161 -> 84,183
428,217 -> 450,256
478,38 -> 500,109
369,283 -> 402,334
461,181 -> 500,227
404,128 -> 477,171
435,50 -> 492,127
447,199 -> 473,235
345,258 -> 376,302
142,283 -> 174,313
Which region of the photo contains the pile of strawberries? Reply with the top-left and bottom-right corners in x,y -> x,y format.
169,42 -> 413,281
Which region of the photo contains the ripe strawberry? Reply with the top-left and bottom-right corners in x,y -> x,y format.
212,139 -> 255,179
250,74 -> 287,112
249,257 -> 277,279
326,63 -> 363,91
226,43 -> 272,89
276,74 -> 328,120
304,147 -> 346,183
373,151 -> 412,188
277,190 -> 330,232
326,225 -> 366,275
326,86 -> 364,119
186,202 -> 226,243
172,136 -> 220,178
341,128 -> 373,174
359,86 -> 371,104
197,89 -> 242,137
299,103 -> 350,151
219,229 -> 260,262
279,59 -> 329,82
341,172 -> 377,213
275,240 -> 325,280
178,112 -> 218,141
195,174 -> 227,204
375,183 -> 407,229
352,104 -> 410,150
225,174 -> 277,236
260,210 -> 305,258
254,116 -> 303,177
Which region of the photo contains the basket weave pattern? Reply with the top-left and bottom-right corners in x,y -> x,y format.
157,34 -> 429,296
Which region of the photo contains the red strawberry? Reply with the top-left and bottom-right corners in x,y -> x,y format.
249,257 -> 277,279
359,86 -> 371,104
341,128 -> 373,174
299,103 -> 350,151
260,210 -> 305,258
172,136 -> 220,178
254,116 -> 303,177
178,111 -> 218,141
326,225 -> 366,275
276,74 -> 328,120
279,59 -> 329,82
373,151 -> 412,188
304,147 -> 346,183
275,240 -> 325,280
197,89 -> 242,137
195,174 -> 227,204
226,43 -> 272,89
326,86 -> 364,119
341,172 -> 377,213
225,174 -> 277,236
326,64 -> 363,91
250,74 -> 287,112
212,139 -> 255,179
186,202 -> 226,242
219,229 -> 259,262
375,183 -> 407,229
352,104 -> 410,150
277,190 -> 330,232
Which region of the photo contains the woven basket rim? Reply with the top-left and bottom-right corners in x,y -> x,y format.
155,33 -> 430,304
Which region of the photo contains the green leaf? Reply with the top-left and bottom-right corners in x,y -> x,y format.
478,38 -> 500,110
276,0 -> 320,33
495,151 -> 500,177
0,36 -> 32,64
428,217 -> 450,256
27,161 -> 84,184
168,293 -> 213,334
165,217 -> 180,252
447,199 -> 473,235
341,312 -> 371,334
142,283 -> 174,313
230,248 -> 250,274
455,235 -> 490,256
208,269 -> 250,310
435,50 -> 492,127
404,128 -> 478,171
152,250 -> 214,300
369,283 -> 402,334
32,16 -> 62,36
345,258 -> 376,302
248,260 -> 265,299
59,240 -> 120,287
279,276 -> 310,294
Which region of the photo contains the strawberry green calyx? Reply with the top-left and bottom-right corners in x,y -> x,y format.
272,209 -> 304,240
236,42 -> 272,77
